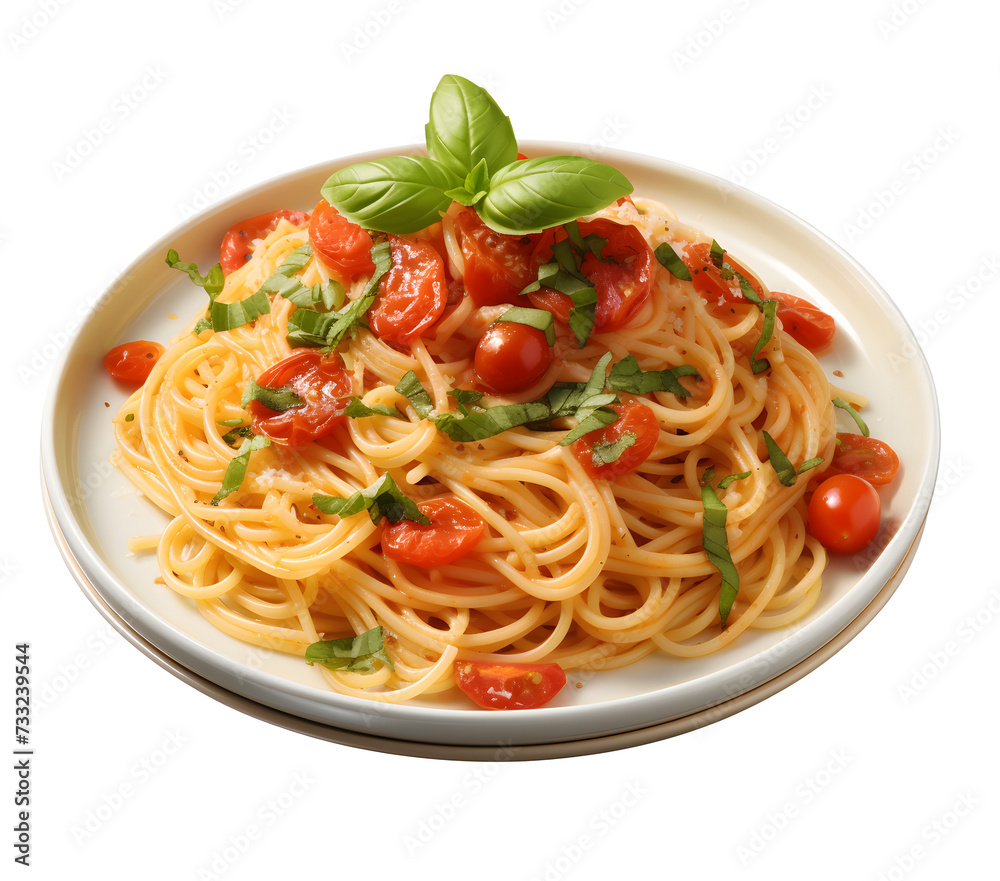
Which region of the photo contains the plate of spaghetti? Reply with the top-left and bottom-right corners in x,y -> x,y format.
42,76 -> 938,756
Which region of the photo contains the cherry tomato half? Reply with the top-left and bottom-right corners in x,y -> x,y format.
308,199 -> 376,283
474,321 -> 553,394
369,235 -> 448,345
771,291 -> 836,352
454,208 -> 553,306
807,474 -> 881,554
527,286 -> 573,324
220,209 -> 310,276
381,497 -> 486,567
247,350 -> 352,447
104,340 -> 164,384
570,402 -> 659,480
826,432 -> 900,486
454,660 -> 567,710
576,220 -> 655,333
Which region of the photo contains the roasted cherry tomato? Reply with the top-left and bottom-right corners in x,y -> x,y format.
454,660 -> 567,710
576,219 -> 655,332
104,340 -> 164,384
807,473 -> 881,554
771,291 -> 836,351
454,208 -> 553,306
381,497 -> 486,567
570,401 -> 659,480
826,432 -> 900,486
682,242 -> 765,312
308,199 -> 376,282
247,350 -> 352,447
369,235 -> 448,345
220,209 -> 310,276
474,321 -> 553,394
527,286 -> 573,324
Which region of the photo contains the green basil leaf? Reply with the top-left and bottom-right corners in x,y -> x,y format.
193,317 -> 213,336
608,354 -> 700,397
447,388 -> 484,406
477,156 -> 633,235
591,432 -> 636,467
567,288 -> 598,349
653,242 -> 692,281
559,405 -> 619,446
395,371 -> 435,418
433,400 -> 554,443
833,398 -> 870,437
312,473 -> 430,526
209,288 -> 271,333
305,626 -> 394,673
701,482 -> 740,628
220,425 -> 253,448
498,306 -> 555,346
241,378 -> 304,412
211,434 -> 269,505
320,155 -> 459,235
443,158 -> 491,207
344,397 -> 406,420
762,431 -> 798,487
799,457 -> 825,474
425,73 -> 518,180
709,239 -> 726,269
166,250 -> 224,299
717,470 -> 752,490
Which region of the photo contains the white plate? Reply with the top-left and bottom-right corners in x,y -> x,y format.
41,144 -> 940,751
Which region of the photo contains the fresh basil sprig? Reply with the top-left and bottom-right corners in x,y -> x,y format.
305,626 -> 394,674
166,250 -> 271,335
321,74 -> 633,236
241,378 -> 304,413
313,473 -> 430,526
700,477 -> 740,628
608,355 -> 700,398
211,434 -> 270,505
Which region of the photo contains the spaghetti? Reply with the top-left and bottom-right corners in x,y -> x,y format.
111,193 -> 849,707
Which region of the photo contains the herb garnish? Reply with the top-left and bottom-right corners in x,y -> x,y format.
312,474 -> 430,526
305,626 -> 394,673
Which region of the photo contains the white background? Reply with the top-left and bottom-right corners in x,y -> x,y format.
2,0 -> 995,877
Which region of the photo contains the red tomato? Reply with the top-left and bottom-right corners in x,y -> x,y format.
220,209 -> 310,276
381,498 -> 486,566
826,432 -> 900,486
308,199 -> 376,282
570,402 -> 659,479
454,660 -> 567,710
576,220 -> 654,332
807,474 -> 881,554
369,235 -> 448,345
474,321 -> 553,394
771,291 -> 836,351
247,350 -> 352,447
454,208 -> 553,306
527,287 -> 573,324
682,242 -> 765,312
104,340 -> 164,384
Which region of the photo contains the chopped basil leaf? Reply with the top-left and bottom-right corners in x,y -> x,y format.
591,432 -> 636,467
220,424 -> 253,447
395,371 -> 435,418
709,239 -> 726,269
762,431 -> 803,487
312,473 -> 430,526
209,288 -> 271,333
344,397 -> 405,420
216,418 -> 245,426
240,378 -> 304,412
799,457 -> 825,474
608,354 -> 700,397
305,626 -> 394,673
447,388 -> 484,405
433,400 -> 555,443
832,398 -> 870,437
498,306 -> 556,346
653,243 -> 692,281
717,470 -> 752,490
732,272 -> 775,374
701,481 -> 740,627
193,318 -> 213,336
165,250 -> 224,299
211,434 -> 270,505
